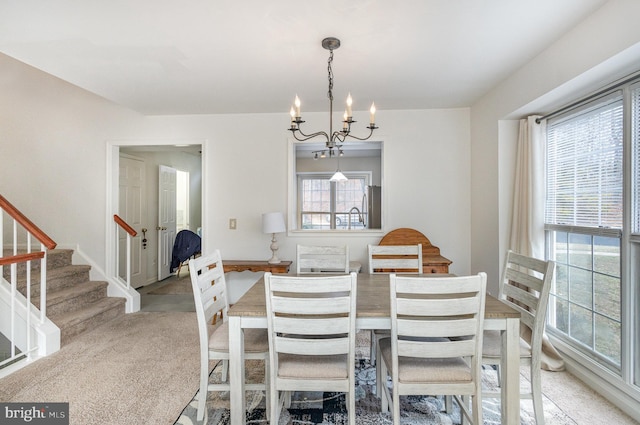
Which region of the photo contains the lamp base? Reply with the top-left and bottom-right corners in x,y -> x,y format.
268,256 -> 282,265
268,233 -> 281,264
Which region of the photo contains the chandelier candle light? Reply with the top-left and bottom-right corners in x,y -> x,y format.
288,37 -> 378,156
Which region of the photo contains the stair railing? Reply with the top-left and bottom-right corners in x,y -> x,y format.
0,194 -> 57,366
113,215 -> 137,289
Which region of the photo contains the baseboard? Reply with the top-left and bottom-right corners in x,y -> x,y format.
550,336 -> 640,422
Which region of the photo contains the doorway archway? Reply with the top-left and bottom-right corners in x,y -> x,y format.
106,141 -> 206,288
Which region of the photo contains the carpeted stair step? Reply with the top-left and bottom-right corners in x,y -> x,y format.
44,249 -> 74,271
4,247 -> 126,347
14,264 -> 92,299
52,297 -> 127,346
2,249 -> 73,279
36,281 -> 109,318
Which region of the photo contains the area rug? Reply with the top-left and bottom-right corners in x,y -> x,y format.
174,358 -> 577,425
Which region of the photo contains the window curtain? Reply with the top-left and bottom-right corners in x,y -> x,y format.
510,115 -> 565,371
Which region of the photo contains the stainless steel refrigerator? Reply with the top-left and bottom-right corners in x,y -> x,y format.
364,185 -> 382,229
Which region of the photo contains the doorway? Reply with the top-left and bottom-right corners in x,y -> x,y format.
111,143 -> 203,288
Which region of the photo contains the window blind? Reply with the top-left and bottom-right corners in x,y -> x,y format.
545,92 -> 624,229
632,83 -> 640,234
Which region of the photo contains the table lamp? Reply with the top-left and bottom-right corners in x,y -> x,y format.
262,212 -> 286,264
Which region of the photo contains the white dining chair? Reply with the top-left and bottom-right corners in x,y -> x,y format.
264,272 -> 358,425
296,244 -> 350,273
481,250 -> 555,424
189,250 -> 269,421
377,272 -> 487,425
367,243 -> 423,365
367,243 -> 423,274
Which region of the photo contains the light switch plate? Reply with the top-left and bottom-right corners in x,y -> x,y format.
229,218 -> 237,230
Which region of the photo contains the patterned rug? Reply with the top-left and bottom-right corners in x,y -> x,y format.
174,358 -> 577,425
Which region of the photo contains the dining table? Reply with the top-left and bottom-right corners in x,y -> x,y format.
227,273 -> 522,424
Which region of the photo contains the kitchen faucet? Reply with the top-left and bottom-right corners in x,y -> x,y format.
348,206 -> 363,229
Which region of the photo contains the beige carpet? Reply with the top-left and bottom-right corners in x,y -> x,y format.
0,312 -> 200,425
144,275 -> 193,295
524,368 -> 639,425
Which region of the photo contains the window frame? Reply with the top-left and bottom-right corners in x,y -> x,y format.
542,77 -> 640,390
545,226 -> 622,371
296,171 -> 371,230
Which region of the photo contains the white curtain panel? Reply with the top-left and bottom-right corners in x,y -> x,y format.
509,115 -> 564,371
510,115 -> 546,259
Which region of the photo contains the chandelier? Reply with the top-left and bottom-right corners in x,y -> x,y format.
288,37 -> 378,155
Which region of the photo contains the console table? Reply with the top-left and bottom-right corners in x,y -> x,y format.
222,260 -> 292,274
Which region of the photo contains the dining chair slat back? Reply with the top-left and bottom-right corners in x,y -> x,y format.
195,262 -> 227,322
296,244 -> 350,273
189,250 -> 269,422
367,243 -> 423,364
378,273 -> 487,425
264,271 -> 358,425
368,243 -> 423,273
482,250 -> 555,425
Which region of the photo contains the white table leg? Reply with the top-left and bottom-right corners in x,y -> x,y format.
229,316 -> 245,425
501,317 -> 520,424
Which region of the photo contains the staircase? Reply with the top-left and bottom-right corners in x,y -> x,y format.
3,248 -> 125,346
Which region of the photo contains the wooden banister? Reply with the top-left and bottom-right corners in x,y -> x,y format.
0,251 -> 45,267
0,194 -> 57,250
114,214 -> 137,237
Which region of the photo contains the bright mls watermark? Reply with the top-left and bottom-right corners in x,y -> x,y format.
1,403 -> 69,424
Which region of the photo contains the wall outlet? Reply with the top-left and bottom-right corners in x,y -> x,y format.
229,218 -> 237,230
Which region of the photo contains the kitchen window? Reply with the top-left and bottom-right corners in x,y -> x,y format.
297,173 -> 370,230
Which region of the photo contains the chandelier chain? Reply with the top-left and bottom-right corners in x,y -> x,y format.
327,49 -> 334,102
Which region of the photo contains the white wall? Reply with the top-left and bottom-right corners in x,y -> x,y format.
469,1 -> 640,418
1,52 -> 471,278
142,108 -> 471,274
0,53 -> 148,267
470,0 -> 640,294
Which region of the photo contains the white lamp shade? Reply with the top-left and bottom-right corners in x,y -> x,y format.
330,170 -> 348,182
262,212 -> 286,234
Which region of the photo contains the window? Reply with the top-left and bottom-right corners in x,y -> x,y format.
545,93 -> 624,229
632,82 -> 640,387
290,140 -> 383,232
632,83 -> 640,235
545,92 -> 624,370
298,173 -> 370,230
547,232 -> 621,367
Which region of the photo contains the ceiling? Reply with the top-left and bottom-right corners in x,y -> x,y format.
0,0 -> 607,116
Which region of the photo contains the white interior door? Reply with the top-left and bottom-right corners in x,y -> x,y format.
119,155 -> 146,288
158,165 -> 177,281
